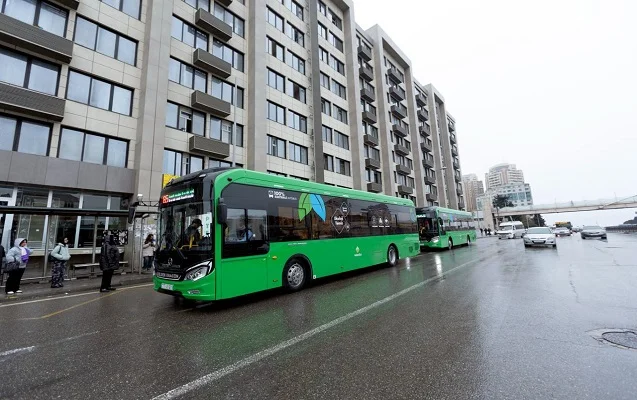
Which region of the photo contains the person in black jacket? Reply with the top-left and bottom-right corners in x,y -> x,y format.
99,235 -> 120,293
0,244 -> 5,286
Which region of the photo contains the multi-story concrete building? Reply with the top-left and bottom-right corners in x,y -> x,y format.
476,182 -> 533,210
0,0 -> 466,275
462,173 -> 484,212
485,163 -> 525,190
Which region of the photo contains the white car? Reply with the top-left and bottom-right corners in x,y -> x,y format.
553,227 -> 571,237
523,227 -> 557,248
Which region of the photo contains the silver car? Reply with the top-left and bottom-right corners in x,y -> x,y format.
523,227 -> 557,248
553,227 -> 571,237
581,225 -> 607,240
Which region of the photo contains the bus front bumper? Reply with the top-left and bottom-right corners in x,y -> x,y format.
153,273 -> 216,301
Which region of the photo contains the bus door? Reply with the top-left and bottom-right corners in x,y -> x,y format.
221,207 -> 270,298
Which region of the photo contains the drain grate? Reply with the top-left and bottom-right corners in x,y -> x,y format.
601,331 -> 637,349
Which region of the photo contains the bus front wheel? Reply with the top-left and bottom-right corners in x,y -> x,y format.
283,258 -> 307,292
387,245 -> 398,267
448,238 -> 454,250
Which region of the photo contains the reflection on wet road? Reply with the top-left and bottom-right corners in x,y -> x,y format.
1,234 -> 637,399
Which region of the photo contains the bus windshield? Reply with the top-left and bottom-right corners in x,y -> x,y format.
417,211 -> 438,239
158,202 -> 213,253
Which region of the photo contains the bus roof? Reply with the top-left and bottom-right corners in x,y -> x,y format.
164,167 -> 415,207
415,206 -> 472,218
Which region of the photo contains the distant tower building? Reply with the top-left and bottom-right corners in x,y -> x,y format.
485,163 -> 525,190
462,174 -> 484,212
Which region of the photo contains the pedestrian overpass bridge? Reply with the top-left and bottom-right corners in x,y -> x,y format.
498,195 -> 637,216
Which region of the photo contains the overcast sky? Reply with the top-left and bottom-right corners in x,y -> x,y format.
355,0 -> 637,226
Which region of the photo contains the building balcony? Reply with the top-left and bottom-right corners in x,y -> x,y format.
189,135 -> 230,159
0,82 -> 65,121
365,158 -> 381,170
420,140 -> 432,153
360,87 -> 375,102
417,109 -> 429,121
398,185 -> 414,195
216,0 -> 233,6
454,172 -> 461,182
362,110 -> 377,124
193,48 -> 231,79
191,90 -> 231,117
424,175 -> 436,186
396,164 -> 411,175
195,9 -> 232,41
459,200 -> 466,209
363,134 -> 379,147
449,121 -> 456,132
0,13 -> 73,63
367,182 -> 382,193
419,123 -> 431,137
389,86 -> 406,102
394,143 -> 410,156
359,65 -> 374,82
426,193 -> 436,202
453,159 -> 460,169
450,132 -> 457,143
457,187 -> 463,196
416,93 -> 427,107
358,45 -> 372,62
422,156 -> 434,168
387,67 -> 403,84
392,123 -> 408,137
451,145 -> 459,156
391,104 -> 407,119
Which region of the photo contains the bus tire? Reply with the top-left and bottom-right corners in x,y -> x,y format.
448,238 -> 454,250
387,245 -> 398,267
283,258 -> 307,292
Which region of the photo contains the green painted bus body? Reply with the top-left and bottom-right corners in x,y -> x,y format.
153,169 -> 420,301
417,206 -> 477,250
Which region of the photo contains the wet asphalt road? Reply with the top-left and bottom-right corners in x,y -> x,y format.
1,233 -> 637,399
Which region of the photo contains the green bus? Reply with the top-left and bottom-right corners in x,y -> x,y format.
153,168 -> 420,301
416,206 -> 477,250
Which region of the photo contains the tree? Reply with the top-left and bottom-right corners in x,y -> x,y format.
492,195 -> 513,209
512,214 -> 546,228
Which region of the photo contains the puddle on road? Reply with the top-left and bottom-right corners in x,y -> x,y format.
588,329 -> 637,350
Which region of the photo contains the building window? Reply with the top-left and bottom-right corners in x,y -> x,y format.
320,72 -> 330,89
0,114 -> 51,156
172,16 -> 208,50
321,98 -> 331,116
334,131 -> 349,150
318,23 -> 327,40
333,105 -> 348,124
282,0 -> 303,20
165,102 -> 206,136
365,168 -> 381,184
210,158 -> 232,168
182,0 -> 210,12
287,110 -> 307,133
287,80 -> 306,103
364,145 -> 380,161
266,36 -> 285,62
213,3 -> 245,37
286,22 -> 304,47
267,135 -> 286,158
169,57 -> 207,92
267,101 -> 285,124
211,77 -> 244,108
319,47 -> 329,63
99,0 -> 141,20
329,55 -> 345,75
0,48 -> 60,96
328,32 -> 343,52
268,170 -> 286,177
321,125 -> 332,143
286,50 -> 305,74
2,0 -> 68,36
267,69 -> 285,92
210,117 -> 243,146
66,70 -> 133,116
74,17 -> 137,65
288,142 -> 308,164
318,0 -> 326,15
328,8 -> 342,30
266,7 -> 284,31
326,156 -> 350,176
362,122 -> 378,138
324,154 -> 333,171
58,128 -> 128,167
212,39 -> 244,72
330,79 -> 347,99
163,149 -> 182,176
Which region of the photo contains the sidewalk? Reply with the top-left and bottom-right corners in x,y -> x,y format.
1,271 -> 154,303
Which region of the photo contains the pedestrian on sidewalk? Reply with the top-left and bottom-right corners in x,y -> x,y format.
50,237 -> 71,288
0,243 -> 5,286
142,234 -> 155,271
99,235 -> 120,293
4,238 -> 32,295
480,228 -> 484,236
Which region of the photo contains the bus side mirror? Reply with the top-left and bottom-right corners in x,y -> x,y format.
217,199 -> 227,225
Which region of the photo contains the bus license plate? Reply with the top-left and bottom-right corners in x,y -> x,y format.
161,283 -> 174,291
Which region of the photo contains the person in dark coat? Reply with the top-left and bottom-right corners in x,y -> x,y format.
99,235 -> 120,292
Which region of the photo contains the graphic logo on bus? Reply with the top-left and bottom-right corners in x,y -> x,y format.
298,193 -> 326,221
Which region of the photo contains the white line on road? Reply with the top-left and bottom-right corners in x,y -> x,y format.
152,252 -> 497,400
0,346 -> 35,357
0,283 -> 154,309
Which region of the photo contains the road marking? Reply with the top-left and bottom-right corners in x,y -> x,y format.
152,252 -> 497,400
0,346 -> 35,357
0,283 -> 154,309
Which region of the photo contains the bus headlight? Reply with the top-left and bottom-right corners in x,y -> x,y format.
184,262 -> 212,281
431,236 -> 440,243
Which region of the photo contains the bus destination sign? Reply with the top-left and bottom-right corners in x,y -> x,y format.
162,188 -> 195,204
